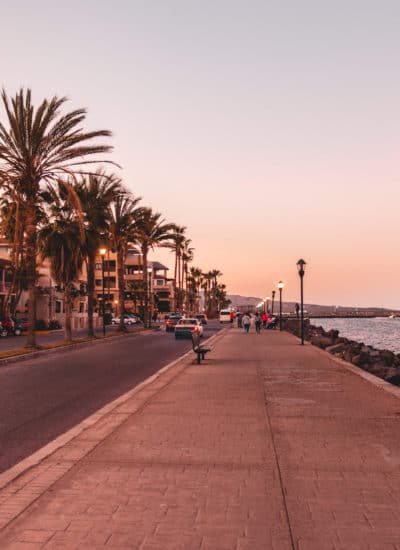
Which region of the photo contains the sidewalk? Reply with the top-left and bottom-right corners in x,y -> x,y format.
1,328 -> 400,549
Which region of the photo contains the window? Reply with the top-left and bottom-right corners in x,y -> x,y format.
155,279 -> 164,286
95,263 -> 102,270
55,300 -> 62,313
79,302 -> 84,313
104,260 -> 116,272
95,279 -> 102,287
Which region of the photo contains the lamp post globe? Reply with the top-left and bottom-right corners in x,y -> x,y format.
296,259 -> 306,345
277,281 -> 284,331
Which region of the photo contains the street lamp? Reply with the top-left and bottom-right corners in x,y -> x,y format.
271,290 -> 276,316
100,248 -> 107,337
296,259 -> 306,344
277,281 -> 284,331
147,267 -> 152,328
264,296 -> 270,314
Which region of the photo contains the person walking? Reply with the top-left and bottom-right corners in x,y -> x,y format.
236,311 -> 242,328
262,311 -> 268,329
255,312 -> 262,334
242,313 -> 251,333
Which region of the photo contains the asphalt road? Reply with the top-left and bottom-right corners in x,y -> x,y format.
0,321 -> 221,474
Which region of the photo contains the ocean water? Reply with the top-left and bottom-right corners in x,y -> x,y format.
313,317 -> 400,354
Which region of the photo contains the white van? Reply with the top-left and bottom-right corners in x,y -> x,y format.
219,309 -> 232,323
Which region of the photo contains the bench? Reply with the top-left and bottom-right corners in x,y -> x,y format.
191,332 -> 212,364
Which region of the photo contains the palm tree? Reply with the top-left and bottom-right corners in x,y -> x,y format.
134,208 -> 175,327
76,172 -> 122,337
108,192 -> 141,332
0,89 -> 113,347
168,225 -> 186,312
0,183 -> 27,316
189,266 -> 203,313
38,208 -> 84,342
181,240 -> 194,312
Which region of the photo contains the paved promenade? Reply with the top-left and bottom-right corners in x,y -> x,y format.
1,328 -> 400,549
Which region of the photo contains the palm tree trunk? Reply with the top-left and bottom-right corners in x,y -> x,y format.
87,254 -> 95,337
174,252 -> 178,311
25,199 -> 37,348
142,245 -> 149,327
117,246 -> 127,332
64,284 -> 72,342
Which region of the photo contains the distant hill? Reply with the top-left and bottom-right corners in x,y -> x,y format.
227,295 -> 400,315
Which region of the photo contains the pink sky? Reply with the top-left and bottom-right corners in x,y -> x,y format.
2,1 -> 400,308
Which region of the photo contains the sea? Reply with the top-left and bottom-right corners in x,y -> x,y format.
313,317 -> 400,355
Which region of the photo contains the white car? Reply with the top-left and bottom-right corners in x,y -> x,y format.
174,318 -> 204,339
111,315 -> 139,326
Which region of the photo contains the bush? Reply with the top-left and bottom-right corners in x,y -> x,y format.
35,319 -> 49,330
49,319 -> 62,330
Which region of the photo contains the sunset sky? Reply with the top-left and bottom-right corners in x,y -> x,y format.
2,0 -> 400,308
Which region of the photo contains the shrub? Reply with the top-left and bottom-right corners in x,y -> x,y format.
35,319 -> 49,330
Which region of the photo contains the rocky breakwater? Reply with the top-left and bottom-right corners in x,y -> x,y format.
283,318 -> 400,386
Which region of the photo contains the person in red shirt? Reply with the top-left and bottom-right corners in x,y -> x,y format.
262,312 -> 269,328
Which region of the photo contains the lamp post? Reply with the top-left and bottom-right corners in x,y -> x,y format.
277,281 -> 284,331
296,259 -> 306,344
271,290 -> 276,316
265,296 -> 270,314
147,267 -> 152,328
100,248 -> 107,337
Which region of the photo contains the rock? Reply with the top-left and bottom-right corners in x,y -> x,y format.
326,329 -> 339,340
326,343 -> 346,354
380,350 -> 395,367
386,374 -> 400,386
311,335 -> 333,349
384,367 -> 398,380
351,352 -> 371,366
366,364 -> 389,378
351,354 -> 361,366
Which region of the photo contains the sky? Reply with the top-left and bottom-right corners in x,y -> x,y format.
1,0 -> 400,308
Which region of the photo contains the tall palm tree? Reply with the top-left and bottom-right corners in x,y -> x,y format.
76,172 -> 122,337
108,192 -> 141,332
181,240 -> 194,312
134,208 -> 175,327
38,208 -> 84,342
0,89 -> 113,347
168,225 -> 186,312
189,266 -> 203,313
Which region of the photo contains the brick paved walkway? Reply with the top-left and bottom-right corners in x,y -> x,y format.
1,328 -> 400,549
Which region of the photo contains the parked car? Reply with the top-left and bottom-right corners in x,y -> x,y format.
174,318 -> 204,339
165,314 -> 182,332
126,314 -> 141,323
195,314 -> 208,325
111,315 -> 138,326
0,317 -> 15,337
12,318 -> 29,335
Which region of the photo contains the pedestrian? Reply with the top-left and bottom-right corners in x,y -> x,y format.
242,312 -> 251,333
230,311 -> 235,325
236,311 -> 242,328
255,312 -> 262,334
262,311 -> 268,328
